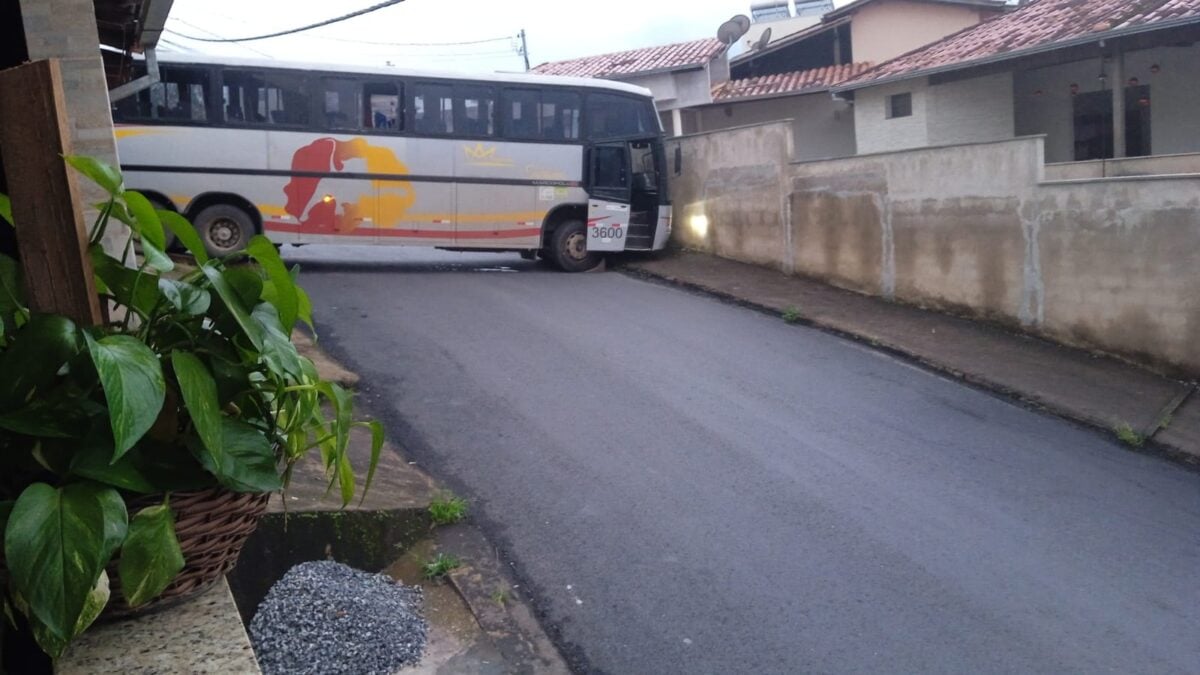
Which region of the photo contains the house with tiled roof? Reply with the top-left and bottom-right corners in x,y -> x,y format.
532,38 -> 731,137
834,0 -> 1200,165
686,0 -> 1008,160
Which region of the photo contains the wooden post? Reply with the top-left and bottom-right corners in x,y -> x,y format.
0,59 -> 103,326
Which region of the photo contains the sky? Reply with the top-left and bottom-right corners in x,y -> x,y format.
162,0 -> 840,73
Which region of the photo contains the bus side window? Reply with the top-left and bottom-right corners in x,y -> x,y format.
264,72 -> 309,126
455,85 -> 495,138
323,78 -> 361,130
504,89 -> 540,139
541,91 -> 581,141
224,70 -> 264,123
364,81 -> 402,131
413,83 -> 454,135
113,65 -> 209,123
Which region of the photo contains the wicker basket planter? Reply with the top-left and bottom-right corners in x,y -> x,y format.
102,488 -> 271,618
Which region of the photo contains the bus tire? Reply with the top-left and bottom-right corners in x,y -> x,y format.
548,220 -> 601,272
195,204 -> 254,257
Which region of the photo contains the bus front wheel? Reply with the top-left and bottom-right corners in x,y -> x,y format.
548,220 -> 601,273
195,204 -> 253,257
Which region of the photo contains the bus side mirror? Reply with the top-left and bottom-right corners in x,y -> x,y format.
674,146 -> 682,176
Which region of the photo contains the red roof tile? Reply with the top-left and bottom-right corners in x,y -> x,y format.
839,0 -> 1200,89
712,62 -> 875,101
532,38 -> 726,79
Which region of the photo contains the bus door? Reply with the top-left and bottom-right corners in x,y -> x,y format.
586,142 -> 631,253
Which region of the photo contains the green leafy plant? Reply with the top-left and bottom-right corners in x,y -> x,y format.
782,306 -> 802,323
428,492 -> 469,525
422,553 -> 461,580
0,157 -> 382,659
1113,422 -> 1145,448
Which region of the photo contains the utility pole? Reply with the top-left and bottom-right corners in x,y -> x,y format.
519,29 -> 530,71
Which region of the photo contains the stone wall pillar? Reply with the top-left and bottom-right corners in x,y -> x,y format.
19,0 -> 128,254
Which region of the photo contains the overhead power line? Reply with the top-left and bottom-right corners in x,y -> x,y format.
166,0 -> 408,43
307,34 -> 516,47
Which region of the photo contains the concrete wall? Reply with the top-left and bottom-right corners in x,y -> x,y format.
1014,44 -> 1200,163
849,0 -> 993,64
1045,152 -> 1200,180
695,92 -> 856,161
670,122 -> 1200,375
857,72 -> 1015,154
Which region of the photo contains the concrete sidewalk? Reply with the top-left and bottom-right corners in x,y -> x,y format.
620,251 -> 1199,462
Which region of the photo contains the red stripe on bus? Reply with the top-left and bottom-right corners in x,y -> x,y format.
265,221 -> 540,240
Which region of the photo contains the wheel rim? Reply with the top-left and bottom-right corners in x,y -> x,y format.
564,231 -> 588,262
207,217 -> 243,251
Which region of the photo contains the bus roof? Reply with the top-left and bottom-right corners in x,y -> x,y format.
154,52 -> 655,98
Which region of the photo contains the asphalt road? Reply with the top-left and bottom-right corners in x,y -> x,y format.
288,246 -> 1200,675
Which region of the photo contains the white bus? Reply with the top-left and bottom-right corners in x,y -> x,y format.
111,55 -> 672,271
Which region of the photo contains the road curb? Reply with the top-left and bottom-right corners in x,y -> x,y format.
618,263 -> 1200,468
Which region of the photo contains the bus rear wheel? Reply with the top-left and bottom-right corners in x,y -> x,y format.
548,220 -> 601,272
194,204 -> 253,257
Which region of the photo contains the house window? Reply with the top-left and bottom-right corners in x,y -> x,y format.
886,92 -> 912,119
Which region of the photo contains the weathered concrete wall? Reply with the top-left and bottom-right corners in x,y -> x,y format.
671,121 -> 794,270
1045,152 -> 1200,180
670,124 -> 1200,375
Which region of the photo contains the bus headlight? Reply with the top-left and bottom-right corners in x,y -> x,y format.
689,215 -> 709,238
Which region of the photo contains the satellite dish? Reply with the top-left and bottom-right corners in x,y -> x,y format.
733,14 -> 751,33
754,27 -> 773,50
717,15 -> 750,46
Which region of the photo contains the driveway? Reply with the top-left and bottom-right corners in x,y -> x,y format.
288,247 -> 1200,675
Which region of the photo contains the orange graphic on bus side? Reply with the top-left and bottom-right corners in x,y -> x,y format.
283,137 -> 416,232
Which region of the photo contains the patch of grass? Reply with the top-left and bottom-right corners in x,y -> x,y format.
1159,413 -> 1174,430
781,307 -> 802,324
491,587 -> 510,606
422,553 -> 461,580
1114,422 -> 1146,448
428,492 -> 469,525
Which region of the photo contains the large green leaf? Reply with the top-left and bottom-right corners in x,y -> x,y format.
252,303 -> 303,379
357,420 -> 385,504
22,572 -> 111,660
0,252 -> 24,321
85,333 -> 166,459
0,314 -> 79,411
118,504 -> 185,607
140,239 -> 175,273
189,418 -> 282,493
0,193 -> 11,225
172,351 -> 223,472
65,155 -> 123,196
157,209 -> 209,264
122,191 -> 167,251
4,482 -> 127,644
246,236 -> 298,330
158,278 -> 211,315
201,264 -> 262,350
91,246 -> 163,316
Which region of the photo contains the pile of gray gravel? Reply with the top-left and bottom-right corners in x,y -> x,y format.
250,560 -> 427,675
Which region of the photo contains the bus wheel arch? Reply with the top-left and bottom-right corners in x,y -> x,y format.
540,204 -> 587,249
186,193 -> 261,257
